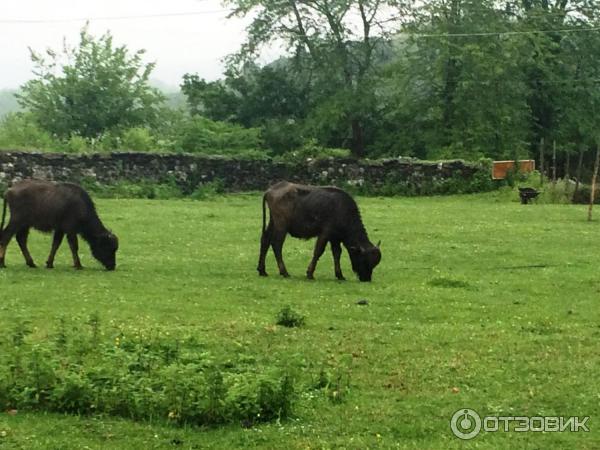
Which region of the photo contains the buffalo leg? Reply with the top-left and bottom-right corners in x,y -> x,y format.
331,240 -> 345,280
46,231 -> 65,269
67,233 -> 83,269
306,235 -> 328,280
271,228 -> 290,277
16,228 -> 36,268
257,221 -> 273,276
0,221 -> 18,268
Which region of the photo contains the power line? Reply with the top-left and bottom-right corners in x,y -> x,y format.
0,11 -> 231,24
407,26 -> 600,38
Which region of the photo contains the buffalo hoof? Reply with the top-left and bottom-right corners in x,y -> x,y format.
0,263 -> 5,269
280,272 -> 290,278
306,273 -> 315,280
46,262 -> 54,269
27,262 -> 37,268
336,275 -> 346,281
257,269 -> 268,277
73,265 -> 83,270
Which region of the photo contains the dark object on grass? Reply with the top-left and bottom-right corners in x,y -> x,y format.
257,181 -> 381,282
356,299 -> 369,305
518,187 -> 540,204
0,180 -> 118,270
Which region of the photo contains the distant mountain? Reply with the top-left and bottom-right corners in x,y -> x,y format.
0,90 -> 21,117
149,79 -> 188,110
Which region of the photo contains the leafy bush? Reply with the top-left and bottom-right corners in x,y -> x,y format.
0,315 -> 296,427
344,160 -> 498,197
0,113 -> 56,150
276,306 -> 306,328
121,127 -> 155,151
169,116 -> 265,156
189,180 -> 226,200
276,139 -> 351,162
81,178 -> 184,199
64,134 -> 89,153
260,119 -> 305,154
572,184 -> 600,204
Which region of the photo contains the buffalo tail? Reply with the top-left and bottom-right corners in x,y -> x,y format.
0,194 -> 6,238
262,194 -> 267,235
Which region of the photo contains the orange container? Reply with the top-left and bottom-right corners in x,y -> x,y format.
492,160 -> 536,180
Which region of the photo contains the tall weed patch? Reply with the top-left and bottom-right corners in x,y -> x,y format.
0,316 -> 295,427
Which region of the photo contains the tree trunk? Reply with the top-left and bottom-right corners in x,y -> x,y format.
588,145 -> 600,222
539,137 -> 545,186
574,144 -> 585,197
552,140 -> 557,184
350,119 -> 365,158
565,149 -> 571,196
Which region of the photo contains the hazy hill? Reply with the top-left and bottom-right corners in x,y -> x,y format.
0,90 -> 21,117
0,84 -> 187,118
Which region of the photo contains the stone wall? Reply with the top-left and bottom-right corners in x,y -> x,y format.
0,151 -> 489,193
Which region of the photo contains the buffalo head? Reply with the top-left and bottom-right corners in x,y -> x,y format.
348,242 -> 381,282
91,232 -> 119,270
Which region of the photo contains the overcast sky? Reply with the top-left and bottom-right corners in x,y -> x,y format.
0,0 -> 272,91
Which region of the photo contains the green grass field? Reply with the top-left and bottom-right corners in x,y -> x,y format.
0,193 -> 599,449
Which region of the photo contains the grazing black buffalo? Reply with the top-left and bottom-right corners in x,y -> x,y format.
0,180 -> 118,270
257,181 -> 381,282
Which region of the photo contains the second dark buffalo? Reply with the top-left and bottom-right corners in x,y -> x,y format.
0,180 -> 119,270
257,181 -> 381,282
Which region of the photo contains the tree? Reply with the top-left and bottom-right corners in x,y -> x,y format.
381,0 -> 531,160
181,73 -> 239,121
225,0 -> 399,157
18,27 -> 164,139
182,62 -> 310,127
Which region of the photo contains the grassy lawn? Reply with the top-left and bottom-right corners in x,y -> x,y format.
0,193 -> 599,449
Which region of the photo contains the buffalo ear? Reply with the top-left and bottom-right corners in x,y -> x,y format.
376,240 -> 381,248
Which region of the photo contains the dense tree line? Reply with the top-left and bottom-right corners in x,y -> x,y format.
183,0 -> 600,172
1,1 -> 599,178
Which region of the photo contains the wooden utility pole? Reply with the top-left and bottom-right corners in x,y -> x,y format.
539,137 -> 545,186
588,145 -> 600,222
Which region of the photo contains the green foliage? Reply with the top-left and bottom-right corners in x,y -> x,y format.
276,139 -> 351,162
168,115 -> 265,156
80,178 -> 184,200
345,161 -> 498,197
0,316 -> 295,426
17,26 -> 164,139
189,180 -> 226,200
0,113 -> 56,150
275,306 -> 306,328
225,0 -> 397,156
121,128 -> 155,151
182,64 -> 309,129
572,185 -> 600,205
260,119 -> 305,154
64,135 -> 89,153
